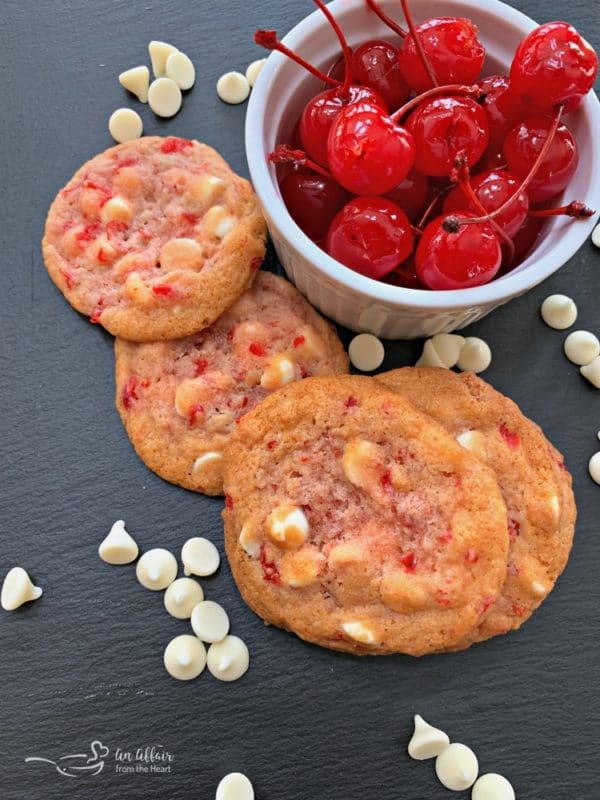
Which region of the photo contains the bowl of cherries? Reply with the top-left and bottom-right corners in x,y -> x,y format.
245,0 -> 600,338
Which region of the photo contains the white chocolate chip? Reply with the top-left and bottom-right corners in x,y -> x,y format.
1,567 -> 43,611
260,353 -> 297,390
592,223 -> 600,248
564,330 -> 600,365
246,58 -> 267,87
123,272 -> 152,305
192,451 -> 223,474
540,294 -> 578,330
216,772 -> 254,800
408,715 -> 450,760
239,523 -> 261,558
148,77 -> 182,118
181,537 -> 220,577
531,580 -> 547,597
348,333 -> 385,372
589,452 -> 600,485
160,237 -> 203,271
118,65 -> 150,102
435,743 -> 479,791
165,50 -> 196,90
431,333 -> 465,367
416,338 -> 447,368
98,520 -> 139,565
108,108 -> 143,143
549,494 -> 560,519
149,40 -> 179,78
457,337 -> 492,373
207,636 -> 250,682
455,430 -> 487,457
164,577 -> 204,619
136,548 -> 178,591
186,175 -> 225,208
202,205 -> 235,239
580,356 -> 600,388
216,71 -> 250,104
266,504 -> 309,549
472,773 -> 515,800
163,634 -> 206,681
341,621 -> 376,645
190,600 -> 230,643
101,196 -> 133,223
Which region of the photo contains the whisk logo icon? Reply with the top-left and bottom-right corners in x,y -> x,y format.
25,740 -> 108,779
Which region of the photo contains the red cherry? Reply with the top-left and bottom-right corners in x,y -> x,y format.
503,116 -> 578,204
479,74 -> 526,152
327,102 -> 415,195
443,169 -> 529,237
499,216 -> 545,274
385,169 -> 429,222
279,167 -> 350,243
326,196 -> 414,279
510,21 -> 598,113
385,255 -> 426,289
351,39 -> 410,110
405,96 -> 489,177
300,85 -> 387,167
415,214 -> 502,289
398,17 -> 485,93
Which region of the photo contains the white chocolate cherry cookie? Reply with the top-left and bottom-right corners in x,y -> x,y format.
114,272 -> 349,495
222,375 -> 510,656
42,136 -> 266,341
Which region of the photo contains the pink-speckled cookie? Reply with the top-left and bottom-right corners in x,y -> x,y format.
42,136 -> 266,340
377,367 -> 576,647
222,375 -> 510,656
114,273 -> 349,495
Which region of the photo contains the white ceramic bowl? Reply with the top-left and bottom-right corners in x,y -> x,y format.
246,0 -> 600,338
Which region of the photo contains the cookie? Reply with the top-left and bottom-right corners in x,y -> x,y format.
222,375 -> 509,656
377,367 -> 576,646
42,136 -> 266,340
114,272 -> 349,495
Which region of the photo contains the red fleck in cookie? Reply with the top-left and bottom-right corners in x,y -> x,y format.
222,375 -> 510,656
114,273 -> 349,495
42,136 -> 266,340
377,367 -> 576,647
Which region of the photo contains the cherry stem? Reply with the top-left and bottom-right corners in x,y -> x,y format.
400,0 -> 438,87
416,185 -> 451,230
312,0 -> 354,96
446,105 -> 565,230
268,145 -> 333,179
366,0 -> 407,38
529,201 -> 595,219
390,83 -> 483,122
254,30 -> 340,86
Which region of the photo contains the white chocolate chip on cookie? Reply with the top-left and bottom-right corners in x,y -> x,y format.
101,196 -> 133,223
456,430 -> 487,458
160,237 -> 204,271
203,206 -> 235,239
186,175 -> 225,209
341,621 -> 376,645
260,352 -> 297,390
341,439 -> 380,490
192,452 -> 223,475
266,504 -> 309,549
239,523 -> 261,559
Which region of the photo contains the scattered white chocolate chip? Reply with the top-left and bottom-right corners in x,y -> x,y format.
136,548 -> 178,591
580,356 -> 600,388
216,772 -> 254,800
1,567 -> 43,611
190,600 -> 230,643
207,635 -> 250,682
166,51 -> 196,90
148,77 -> 182,118
435,743 -> 479,791
164,577 -> 204,619
181,537 -> 220,577
540,294 -> 578,330
457,337 -> 492,373
348,333 -> 385,372
341,621 -> 376,645
118,65 -> 150,102
431,333 -> 465,368
98,520 -> 139,565
101,196 -> 133,223
266,504 -> 309,549
472,773 -> 515,800
416,338 -> 447,368
408,715 -> 450,760
149,40 -> 179,78
108,108 -> 143,143
192,452 -> 223,474
592,223 -> 600,248
589,452 -> 600,485
163,634 -> 206,681
246,58 -> 267,87
564,330 -> 600,366
217,71 -> 250,104
260,352 -> 297,389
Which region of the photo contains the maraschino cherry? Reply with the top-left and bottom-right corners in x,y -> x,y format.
443,169 -> 529,237
386,169 -> 429,222
279,167 -> 350,243
351,39 -> 410,109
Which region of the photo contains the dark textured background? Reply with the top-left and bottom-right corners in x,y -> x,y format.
1,1 -> 599,798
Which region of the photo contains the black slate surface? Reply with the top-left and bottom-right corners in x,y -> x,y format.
1,1 -> 599,798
